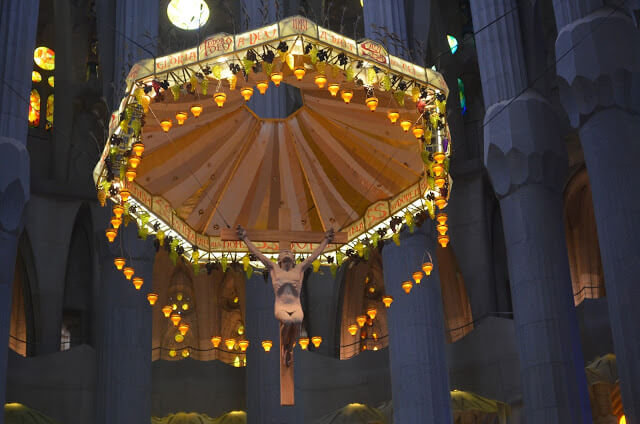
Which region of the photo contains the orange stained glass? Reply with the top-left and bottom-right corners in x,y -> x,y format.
32,71 -> 42,83
48,76 -> 54,88
46,94 -> 54,130
29,89 -> 40,127
34,47 -> 55,70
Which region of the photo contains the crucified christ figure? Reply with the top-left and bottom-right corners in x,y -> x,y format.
237,225 -> 334,366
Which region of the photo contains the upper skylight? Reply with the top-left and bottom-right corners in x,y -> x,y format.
167,0 -> 210,30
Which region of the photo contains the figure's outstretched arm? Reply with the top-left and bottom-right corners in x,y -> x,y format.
237,225 -> 274,269
299,228 -> 334,271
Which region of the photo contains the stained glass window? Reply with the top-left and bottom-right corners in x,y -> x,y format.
46,94 -> 54,130
32,71 -> 42,83
34,47 -> 55,70
48,76 -> 54,88
447,35 -> 459,55
29,90 -> 40,127
458,78 -> 467,115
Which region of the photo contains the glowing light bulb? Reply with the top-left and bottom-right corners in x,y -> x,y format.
402,281 -> 413,294
270,72 -> 283,86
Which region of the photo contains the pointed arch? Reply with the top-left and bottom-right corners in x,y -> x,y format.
62,203 -> 94,349
564,166 -> 605,305
337,249 -> 389,359
10,231 -> 37,357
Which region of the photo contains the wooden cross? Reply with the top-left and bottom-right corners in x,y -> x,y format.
220,208 -> 347,405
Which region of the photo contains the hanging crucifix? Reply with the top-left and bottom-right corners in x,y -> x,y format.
221,207 -> 347,405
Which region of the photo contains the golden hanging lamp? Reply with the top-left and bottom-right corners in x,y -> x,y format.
341,90 -> 353,104
270,72 -> 283,86
190,104 -> 203,117
348,324 -> 358,336
437,223 -> 448,236
105,228 -> 117,243
178,322 -> 189,335
240,87 -> 254,101
255,81 -> 268,95
214,92 -> 227,107
113,257 -> 126,270
366,307 -> 377,320
299,337 -> 310,350
147,293 -> 158,306
412,271 -> 423,284
211,336 -> 222,348
402,280 -> 413,294
432,162 -> 444,177
399,119 -> 412,132
119,188 -> 130,202
132,277 -> 143,290
327,83 -> 340,96
387,110 -> 400,124
314,74 -> 327,88
160,119 -> 172,133
433,151 -> 446,164
110,216 -> 122,229
238,340 -> 249,352
365,96 -> 378,112
175,111 -> 188,125
436,213 -> 448,225
170,313 -> 181,326
113,204 -> 124,218
438,234 -> 450,248
262,340 -> 273,352
311,336 -> 322,348
382,295 -> 394,308
123,267 -> 134,280
132,142 -> 145,157
356,315 -> 367,328
293,66 -> 306,80
435,175 -> 446,188
412,126 -> 425,139
225,338 -> 236,350
162,305 -> 172,318
435,196 -> 447,209
422,262 -> 433,276
125,168 -> 137,182
128,156 -> 141,169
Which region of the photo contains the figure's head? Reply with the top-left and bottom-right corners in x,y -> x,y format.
278,249 -> 295,270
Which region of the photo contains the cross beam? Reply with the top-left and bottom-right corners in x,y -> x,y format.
220,229 -> 348,245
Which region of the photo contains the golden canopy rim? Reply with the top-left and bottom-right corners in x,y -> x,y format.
94,16 -> 453,262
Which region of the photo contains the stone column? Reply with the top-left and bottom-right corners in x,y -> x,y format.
94,216 -> 154,424
245,273 -> 302,424
552,3 -> 640,422
471,1 -> 593,423
381,225 -> 453,424
95,0 -> 158,108
362,0 -> 408,57
0,2 -> 38,424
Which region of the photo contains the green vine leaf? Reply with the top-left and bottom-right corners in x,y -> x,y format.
393,90 -> 405,106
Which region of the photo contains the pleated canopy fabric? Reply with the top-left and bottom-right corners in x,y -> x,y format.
4,403 -> 59,424
314,403 -> 387,424
137,84 -> 423,237
152,411 -> 246,424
